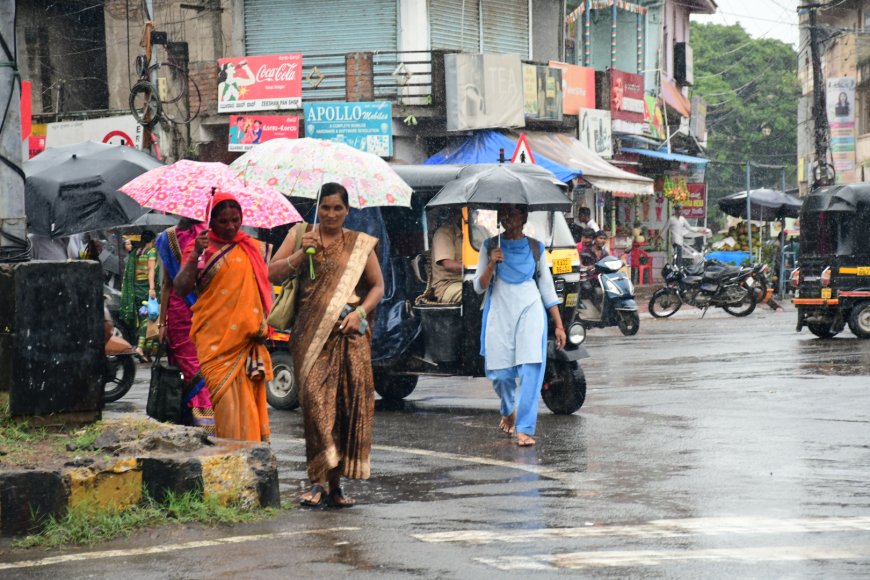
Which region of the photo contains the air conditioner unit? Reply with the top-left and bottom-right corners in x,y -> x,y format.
675,43 -> 693,86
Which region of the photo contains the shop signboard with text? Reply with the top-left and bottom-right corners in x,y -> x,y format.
682,183 -> 706,219
228,115 -> 299,151
609,69 -> 645,135
445,53 -> 525,132
217,54 -> 302,113
522,64 -> 563,121
826,76 -> 856,183
46,115 -> 143,149
578,108 -> 613,158
548,61 -> 595,115
304,101 -> 393,157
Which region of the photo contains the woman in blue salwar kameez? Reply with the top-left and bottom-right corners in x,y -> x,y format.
474,204 -> 567,447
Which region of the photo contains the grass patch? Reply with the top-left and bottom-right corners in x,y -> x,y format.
14,491 -> 285,549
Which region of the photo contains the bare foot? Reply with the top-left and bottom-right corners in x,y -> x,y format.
516,433 -> 536,447
498,414 -> 516,434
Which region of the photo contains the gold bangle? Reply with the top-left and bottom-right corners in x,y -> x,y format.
355,306 -> 367,321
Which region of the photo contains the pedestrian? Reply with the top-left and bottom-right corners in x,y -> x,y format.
593,230 -> 610,260
120,229 -> 159,361
174,192 -> 273,442
474,203 -> 566,447
574,206 -> 599,233
656,204 -> 710,265
578,227 -> 596,265
154,218 -> 215,435
268,183 -> 384,508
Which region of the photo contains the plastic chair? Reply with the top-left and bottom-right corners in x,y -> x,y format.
627,243 -> 653,285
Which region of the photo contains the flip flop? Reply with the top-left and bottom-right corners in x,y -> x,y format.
328,487 -> 356,508
300,484 -> 327,507
516,434 -> 536,447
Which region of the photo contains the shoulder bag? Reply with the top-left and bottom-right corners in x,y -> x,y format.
266,223 -> 306,330
146,346 -> 191,425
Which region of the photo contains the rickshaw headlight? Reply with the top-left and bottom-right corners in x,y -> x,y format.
821,266 -> 831,287
567,323 -> 586,345
790,267 -> 800,288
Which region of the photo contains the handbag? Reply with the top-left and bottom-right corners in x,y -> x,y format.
266,223 -> 306,330
146,347 -> 191,425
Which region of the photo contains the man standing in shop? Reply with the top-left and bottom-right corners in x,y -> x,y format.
575,206 -> 599,233
657,204 -> 710,265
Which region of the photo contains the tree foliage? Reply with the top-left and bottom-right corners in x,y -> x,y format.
691,23 -> 799,206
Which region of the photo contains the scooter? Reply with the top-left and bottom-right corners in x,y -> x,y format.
103,302 -> 137,403
575,255 -> 640,336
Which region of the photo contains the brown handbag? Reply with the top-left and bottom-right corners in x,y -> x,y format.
266,223 -> 306,330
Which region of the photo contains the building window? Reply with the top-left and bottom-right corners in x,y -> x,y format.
864,9 -> 870,31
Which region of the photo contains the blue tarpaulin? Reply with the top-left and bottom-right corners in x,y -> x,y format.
424,130 -> 582,183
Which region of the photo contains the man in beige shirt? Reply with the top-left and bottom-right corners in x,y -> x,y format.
431,211 -> 463,303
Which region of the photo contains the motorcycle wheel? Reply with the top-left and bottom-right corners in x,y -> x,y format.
848,302 -> 870,338
722,288 -> 757,317
616,311 -> 640,336
541,361 -> 586,415
103,355 -> 136,403
808,322 -> 839,339
373,370 -> 418,400
266,351 -> 299,410
649,288 -> 681,318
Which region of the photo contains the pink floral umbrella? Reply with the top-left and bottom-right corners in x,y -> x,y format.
119,159 -> 302,229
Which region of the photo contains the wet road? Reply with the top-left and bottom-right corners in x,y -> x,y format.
3,305 -> 870,578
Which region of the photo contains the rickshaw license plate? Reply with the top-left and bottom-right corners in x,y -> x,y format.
821,288 -> 832,299
551,258 -> 572,274
565,293 -> 578,308
857,267 -> 870,276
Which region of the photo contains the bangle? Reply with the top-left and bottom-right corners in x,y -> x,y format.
158,322 -> 166,328
286,256 -> 299,277
555,326 -> 564,331
355,306 -> 367,321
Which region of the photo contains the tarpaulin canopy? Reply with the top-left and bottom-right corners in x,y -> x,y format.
424,130 -> 582,184
621,147 -> 709,165
518,131 -> 654,196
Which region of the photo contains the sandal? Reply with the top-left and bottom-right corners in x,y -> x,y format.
300,484 -> 327,507
327,487 -> 356,508
516,434 -> 536,447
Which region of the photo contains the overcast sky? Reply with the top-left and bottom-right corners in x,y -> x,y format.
692,0 -> 800,48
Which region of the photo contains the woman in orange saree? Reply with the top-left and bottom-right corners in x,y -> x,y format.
269,183 -> 384,507
175,192 -> 273,442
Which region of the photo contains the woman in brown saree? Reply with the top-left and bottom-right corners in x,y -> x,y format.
269,183 -> 384,508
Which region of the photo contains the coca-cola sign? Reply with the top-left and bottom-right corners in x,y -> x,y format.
217,54 -> 302,113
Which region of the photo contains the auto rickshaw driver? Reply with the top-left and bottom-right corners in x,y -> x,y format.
430,208 -> 463,303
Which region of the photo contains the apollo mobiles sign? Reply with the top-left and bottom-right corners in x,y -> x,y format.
304,102 -> 393,157
217,54 -> 302,113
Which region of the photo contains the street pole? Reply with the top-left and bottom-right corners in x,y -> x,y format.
802,3 -> 831,187
746,161 -> 752,259
0,0 -> 28,262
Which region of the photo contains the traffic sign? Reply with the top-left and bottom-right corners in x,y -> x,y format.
511,132 -> 536,164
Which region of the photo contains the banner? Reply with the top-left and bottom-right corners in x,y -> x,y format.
304,101 -> 392,157
826,76 -> 856,183
228,114 -> 299,151
217,54 -> 302,113
643,96 -> 665,140
445,53 -> 525,132
548,61 -> 595,115
683,183 -> 706,219
609,69 -> 645,135
578,108 -> 613,158
46,115 -> 143,149
522,65 -> 563,121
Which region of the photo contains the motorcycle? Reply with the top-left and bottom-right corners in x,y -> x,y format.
575,255 -> 640,336
103,302 -> 137,403
648,261 -> 758,318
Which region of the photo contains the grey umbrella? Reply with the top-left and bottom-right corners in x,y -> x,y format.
425,164 -> 572,211
25,142 -> 162,238
718,188 -> 803,221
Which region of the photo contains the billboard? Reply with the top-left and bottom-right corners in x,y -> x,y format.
609,69 -> 645,135
643,96 -> 665,140
548,61 -> 595,115
522,64 -> 563,121
217,54 -> 303,113
578,108 -> 613,158
826,76 -> 856,183
228,115 -> 299,152
46,115 -> 143,149
445,53 -> 525,132
304,101 -> 392,157
682,183 -> 706,219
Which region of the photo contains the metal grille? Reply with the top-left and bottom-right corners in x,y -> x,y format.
481,0 -> 529,57
429,0 -> 481,53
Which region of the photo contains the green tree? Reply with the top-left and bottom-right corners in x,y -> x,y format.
691,23 -> 799,212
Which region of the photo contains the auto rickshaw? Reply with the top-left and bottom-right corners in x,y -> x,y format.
792,183 -> 870,338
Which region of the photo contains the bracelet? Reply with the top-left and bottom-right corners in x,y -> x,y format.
158,323 -> 167,328
355,306 -> 367,321
555,326 -> 564,331
285,256 -> 299,277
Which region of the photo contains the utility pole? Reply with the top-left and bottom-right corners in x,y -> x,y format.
0,0 -> 28,262
801,3 -> 832,187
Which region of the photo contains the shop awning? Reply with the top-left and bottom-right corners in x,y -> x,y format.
424,130 -> 582,184
621,147 -> 709,165
519,132 -> 655,196
660,78 -> 692,118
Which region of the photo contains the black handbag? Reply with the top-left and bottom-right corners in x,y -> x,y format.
146,347 -> 192,425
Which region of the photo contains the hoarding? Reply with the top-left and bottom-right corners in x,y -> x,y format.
683,183 -> 706,219
578,108 -> 613,158
217,54 -> 302,113
522,64 -> 563,121
228,115 -> 299,151
445,53 -> 525,132
548,61 -> 595,115
609,69 -> 645,135
826,76 -> 856,183
46,115 -> 143,149
643,96 -> 665,140
304,101 -> 392,157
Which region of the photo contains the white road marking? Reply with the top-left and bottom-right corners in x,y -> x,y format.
0,527 -> 360,571
476,546 -> 867,571
414,516 -> 870,544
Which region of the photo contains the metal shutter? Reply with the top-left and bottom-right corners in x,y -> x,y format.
481,0 -> 529,57
429,0 -> 481,53
244,0 -> 398,55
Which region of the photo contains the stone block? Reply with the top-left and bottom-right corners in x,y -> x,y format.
66,457 -> 142,511
140,457 -> 203,504
0,471 -> 67,536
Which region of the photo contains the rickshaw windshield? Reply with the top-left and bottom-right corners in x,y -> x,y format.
468,210 -> 575,251
801,205 -> 870,257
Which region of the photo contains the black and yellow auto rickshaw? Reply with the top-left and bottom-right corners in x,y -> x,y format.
792,183 -> 870,338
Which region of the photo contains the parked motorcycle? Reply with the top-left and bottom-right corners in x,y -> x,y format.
576,255 -> 640,336
648,261 -> 758,318
103,302 -> 137,403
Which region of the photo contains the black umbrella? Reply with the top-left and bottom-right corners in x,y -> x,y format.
425,164 -> 571,211
718,188 -> 803,221
25,142 -> 162,238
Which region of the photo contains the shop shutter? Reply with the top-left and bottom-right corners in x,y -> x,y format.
480,0 -> 529,57
244,0 -> 398,55
429,0 -> 481,53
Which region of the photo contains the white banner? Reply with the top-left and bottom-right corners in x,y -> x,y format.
46,115 -> 143,149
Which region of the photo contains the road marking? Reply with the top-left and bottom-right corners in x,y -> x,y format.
475,546 -> 867,571
414,516 -> 870,544
0,527 -> 360,571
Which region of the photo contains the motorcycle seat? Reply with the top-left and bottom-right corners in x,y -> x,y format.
684,275 -> 703,284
